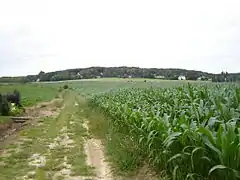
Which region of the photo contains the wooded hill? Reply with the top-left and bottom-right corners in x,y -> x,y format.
0,66 -> 239,83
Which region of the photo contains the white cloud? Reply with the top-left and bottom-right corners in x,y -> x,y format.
0,0 -> 240,76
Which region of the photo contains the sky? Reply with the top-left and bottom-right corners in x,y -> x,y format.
0,0 -> 240,76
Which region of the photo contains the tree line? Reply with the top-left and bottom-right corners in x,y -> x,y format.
0,67 -> 239,83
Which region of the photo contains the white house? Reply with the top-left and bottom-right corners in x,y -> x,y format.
155,75 -> 165,79
178,75 -> 186,80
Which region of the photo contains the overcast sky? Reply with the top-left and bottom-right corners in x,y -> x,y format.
0,0 -> 240,76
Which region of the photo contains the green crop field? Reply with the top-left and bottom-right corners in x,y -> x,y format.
68,78 -> 210,97
90,82 -> 240,179
1,78 -> 239,180
0,83 -> 59,107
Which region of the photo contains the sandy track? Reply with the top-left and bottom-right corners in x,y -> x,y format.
1,95 -> 114,180
83,121 -> 113,180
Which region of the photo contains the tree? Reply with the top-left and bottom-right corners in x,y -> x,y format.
38,71 -> 45,76
38,71 -> 45,81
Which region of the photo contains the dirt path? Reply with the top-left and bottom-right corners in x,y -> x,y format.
83,121 -> 112,180
0,98 -> 63,143
0,92 -> 114,180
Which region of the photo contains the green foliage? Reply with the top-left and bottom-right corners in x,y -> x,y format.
1,67 -> 218,82
91,84 -> 240,179
1,67 -> 240,83
0,94 -> 10,115
63,84 -> 69,89
9,103 -> 23,116
0,76 -> 26,83
0,89 -> 22,116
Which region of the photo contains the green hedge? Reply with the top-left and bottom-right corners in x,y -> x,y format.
0,93 -> 10,115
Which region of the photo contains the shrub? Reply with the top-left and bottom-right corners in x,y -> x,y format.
0,89 -> 22,116
0,93 -> 2,114
6,90 -> 22,107
63,84 -> 69,89
0,94 -> 10,116
9,103 -> 23,116
13,89 -> 21,106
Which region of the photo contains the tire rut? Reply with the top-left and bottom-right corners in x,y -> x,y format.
83,121 -> 113,180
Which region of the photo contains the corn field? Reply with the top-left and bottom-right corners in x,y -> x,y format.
92,84 -> 240,180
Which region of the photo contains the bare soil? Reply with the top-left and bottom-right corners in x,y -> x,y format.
24,98 -> 63,119
0,98 -> 63,150
83,121 -> 113,180
0,122 -> 26,141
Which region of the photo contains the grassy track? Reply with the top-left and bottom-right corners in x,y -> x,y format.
0,91 -> 94,180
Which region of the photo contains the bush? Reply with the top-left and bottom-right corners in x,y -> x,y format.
63,84 -> 69,89
9,103 -> 23,116
0,89 -> 22,116
0,94 -> 2,114
5,90 -> 22,107
13,89 -> 21,106
0,94 -> 10,116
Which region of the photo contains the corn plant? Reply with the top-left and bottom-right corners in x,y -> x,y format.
91,84 -> 240,180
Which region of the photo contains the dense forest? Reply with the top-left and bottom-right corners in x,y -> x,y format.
0,66 -> 239,83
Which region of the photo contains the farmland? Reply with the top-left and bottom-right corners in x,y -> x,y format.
91,83 -> 240,179
0,83 -> 59,107
0,79 -> 239,179
0,83 -> 59,124
69,78 -> 209,96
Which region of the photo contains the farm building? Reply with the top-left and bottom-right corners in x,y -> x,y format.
178,75 -> 186,80
155,75 -> 165,79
